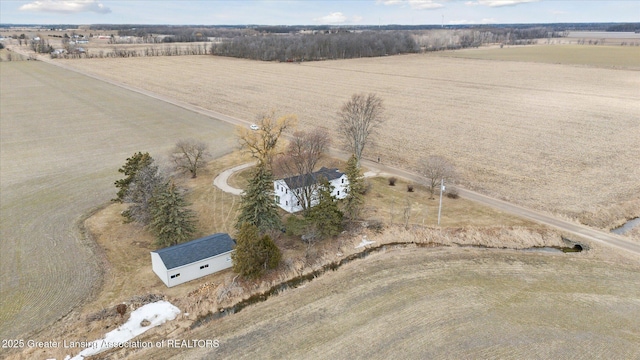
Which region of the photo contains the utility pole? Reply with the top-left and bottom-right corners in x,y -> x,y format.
437,178 -> 444,226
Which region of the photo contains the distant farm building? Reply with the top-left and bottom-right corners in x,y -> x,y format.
150,233 -> 235,287
274,167 -> 349,213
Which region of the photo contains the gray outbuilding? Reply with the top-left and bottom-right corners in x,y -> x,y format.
151,233 -> 235,287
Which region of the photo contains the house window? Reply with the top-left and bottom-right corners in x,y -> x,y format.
286,201 -> 288,206
170,273 -> 180,279
200,264 -> 209,270
286,189 -> 288,194
226,256 -> 231,262
337,191 -> 340,196
342,178 -> 344,183
297,201 -> 300,206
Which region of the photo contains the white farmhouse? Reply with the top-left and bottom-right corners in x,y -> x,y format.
150,233 -> 235,287
274,167 -> 349,213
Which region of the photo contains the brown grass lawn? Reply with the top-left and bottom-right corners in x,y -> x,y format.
229,161 -> 535,228
56,49 -> 640,229
6,150 -> 559,360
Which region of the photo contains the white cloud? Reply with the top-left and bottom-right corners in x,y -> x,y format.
19,0 -> 111,14
449,19 -> 471,24
481,17 -> 497,23
449,17 -> 496,24
314,12 -> 347,24
379,0 -> 444,10
465,0 -> 538,7
352,15 -> 364,23
409,0 -> 445,9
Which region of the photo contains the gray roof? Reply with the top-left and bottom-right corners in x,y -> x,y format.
152,233 -> 235,270
282,167 -> 344,190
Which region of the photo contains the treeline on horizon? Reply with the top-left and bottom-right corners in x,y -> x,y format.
209,27 -> 563,62
211,31 -> 419,61
2,22 -> 638,32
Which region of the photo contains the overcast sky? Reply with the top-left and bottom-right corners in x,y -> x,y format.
1,0 -> 638,25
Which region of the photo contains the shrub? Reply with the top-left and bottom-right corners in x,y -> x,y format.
362,179 -> 372,195
285,215 -> 309,237
407,184 -> 414,192
388,177 -> 397,186
366,219 -> 385,233
446,188 -> 459,199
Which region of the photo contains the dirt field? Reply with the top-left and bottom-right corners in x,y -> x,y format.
0,61 -> 236,339
437,44 -> 640,69
56,49 -> 640,228
120,246 -> 640,360
3,43 -> 639,356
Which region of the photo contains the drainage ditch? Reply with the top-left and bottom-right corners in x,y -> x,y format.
190,240 -> 582,329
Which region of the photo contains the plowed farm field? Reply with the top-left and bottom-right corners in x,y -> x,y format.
0,61 -> 236,339
129,247 -> 640,360
58,51 -> 640,223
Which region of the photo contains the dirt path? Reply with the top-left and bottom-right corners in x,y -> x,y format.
353,156 -> 640,256
213,162 -> 255,195
212,162 -> 380,195
27,51 -> 639,258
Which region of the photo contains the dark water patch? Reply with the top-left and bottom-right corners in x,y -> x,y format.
456,242 -> 583,253
611,217 -> 640,235
523,244 -> 583,253
522,247 -> 564,253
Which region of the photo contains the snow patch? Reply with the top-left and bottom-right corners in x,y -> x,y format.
67,300 -> 180,360
355,237 -> 375,249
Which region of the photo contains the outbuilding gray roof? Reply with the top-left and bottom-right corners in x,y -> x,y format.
282,167 -> 344,190
152,233 -> 235,270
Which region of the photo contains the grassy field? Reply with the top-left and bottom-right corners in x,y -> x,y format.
56,48 -> 640,228
0,61 -> 237,339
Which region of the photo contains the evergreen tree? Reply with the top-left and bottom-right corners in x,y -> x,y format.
113,152 -> 154,203
306,178 -> 343,238
122,162 -> 165,224
232,222 -> 281,278
149,181 -> 197,247
235,163 -> 281,233
343,154 -> 365,222
258,233 -> 282,271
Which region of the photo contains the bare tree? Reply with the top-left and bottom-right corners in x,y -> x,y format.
337,93 -> 385,166
418,155 -> 456,199
237,110 -> 297,169
403,198 -> 412,230
274,128 -> 330,211
171,139 -> 209,178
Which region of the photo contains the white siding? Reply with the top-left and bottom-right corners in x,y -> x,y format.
329,175 -> 349,200
275,179 -> 303,213
274,175 -> 350,213
151,252 -> 169,287
152,251 -> 233,288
